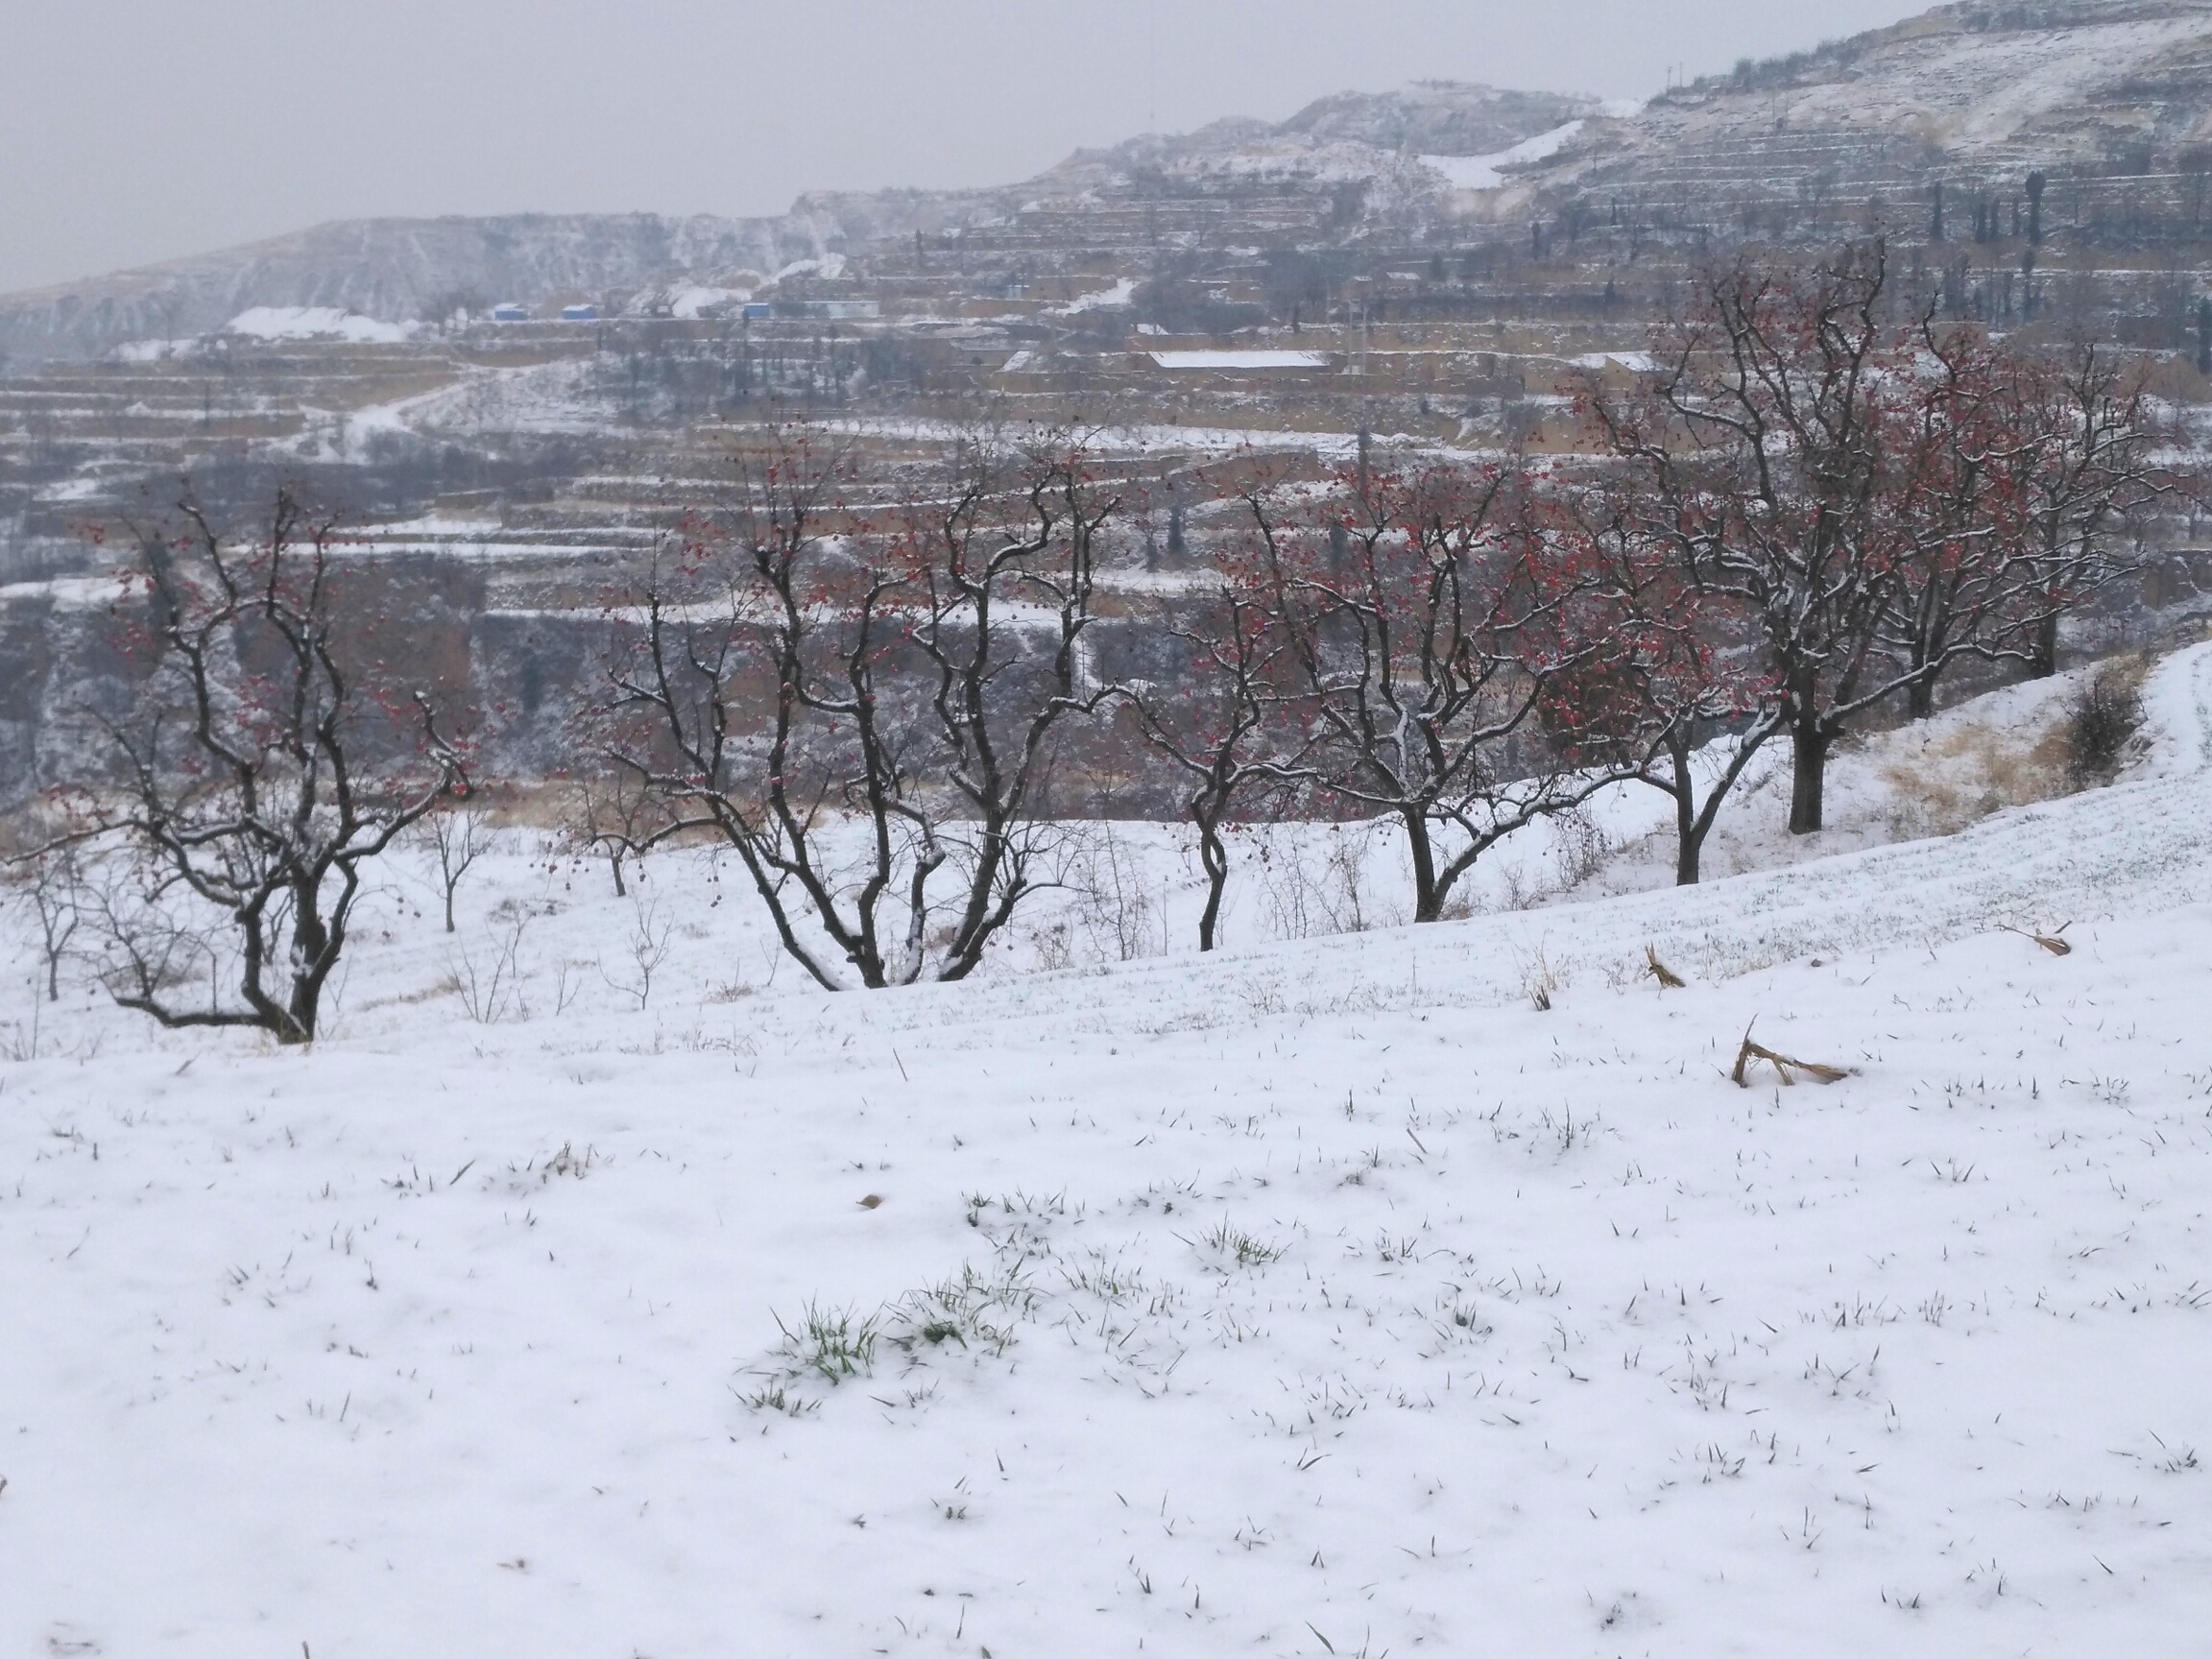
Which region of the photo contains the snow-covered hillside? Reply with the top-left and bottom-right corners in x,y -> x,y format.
0,212 -> 854,365
5,644 -> 2212,1657
0,82 -> 1595,365
1520,0 -> 2212,201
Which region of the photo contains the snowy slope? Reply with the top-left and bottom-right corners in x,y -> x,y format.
1513,1 -> 2212,203
1700,11 -> 2210,151
4,645 -> 2212,1657
1422,121 -> 1589,191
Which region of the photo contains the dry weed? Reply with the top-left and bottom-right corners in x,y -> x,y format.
1878,720 -> 2069,835
2003,921 -> 2073,956
1730,1022 -> 1851,1088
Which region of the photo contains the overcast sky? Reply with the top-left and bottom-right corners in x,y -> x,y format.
3,0 -> 1914,295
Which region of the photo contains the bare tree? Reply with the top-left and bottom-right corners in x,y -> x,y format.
599,894 -> 673,1010
1566,493 -> 1779,884
607,427 -> 1122,989
2009,341 -> 2178,679
422,286 -> 491,334
417,805 -> 488,932
567,768 -> 661,898
1875,323 -> 2172,717
82,488 -> 465,1043
1592,242 -> 1950,832
1586,253 -> 2176,842
1243,456 -> 1623,923
5,835 -> 84,1001
1881,323 -> 2040,719
1122,569 -> 1312,950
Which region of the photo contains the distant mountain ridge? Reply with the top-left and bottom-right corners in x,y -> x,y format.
0,213 -> 827,366
0,83 -> 1590,364
11,1 -> 2212,363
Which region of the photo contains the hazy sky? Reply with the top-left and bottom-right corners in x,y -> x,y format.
3,0 -> 1914,294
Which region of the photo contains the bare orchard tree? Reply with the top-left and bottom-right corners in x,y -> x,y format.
82,489 -> 465,1043
416,804 -> 488,932
1592,249 -> 2168,835
1623,645 -> 1782,885
566,767 -> 661,898
1879,321 -> 2050,720
1874,321 -> 2172,719
2009,340 -> 2178,678
1244,456 -> 1624,924
607,427 -> 1122,990
3,831 -> 84,1001
1121,565 -> 1313,950
1566,492 -> 1780,884
1591,242 -> 1954,833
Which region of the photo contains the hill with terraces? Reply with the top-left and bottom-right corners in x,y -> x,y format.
11,6 -> 2212,371
0,84 -> 1599,371
1503,0 -> 2212,243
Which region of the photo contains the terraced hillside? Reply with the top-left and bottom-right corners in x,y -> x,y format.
7,1 -> 2212,805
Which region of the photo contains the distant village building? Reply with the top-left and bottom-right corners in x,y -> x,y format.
560,304 -> 601,323
491,302 -> 530,323
775,300 -> 880,321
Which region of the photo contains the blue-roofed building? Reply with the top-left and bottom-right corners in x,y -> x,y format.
560,303 -> 601,323
491,302 -> 530,323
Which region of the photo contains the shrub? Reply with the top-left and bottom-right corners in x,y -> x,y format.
2061,661 -> 2145,788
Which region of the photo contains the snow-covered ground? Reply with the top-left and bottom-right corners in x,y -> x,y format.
1053,278 -> 1136,316
223,307 -> 417,345
1771,15 -> 2209,151
6,644 -> 2212,1657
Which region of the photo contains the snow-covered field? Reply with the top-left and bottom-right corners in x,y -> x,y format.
6,645 -> 2212,1658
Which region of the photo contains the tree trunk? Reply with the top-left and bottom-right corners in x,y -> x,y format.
1674,830 -> 1701,885
284,897 -> 326,1044
1195,817 -> 1228,952
2030,612 -> 2060,679
1907,673 -> 1936,721
1406,810 -> 1444,924
280,963 -> 320,1044
608,850 -> 627,898
1672,768 -> 1702,885
443,887 -> 457,932
1788,724 -> 1830,835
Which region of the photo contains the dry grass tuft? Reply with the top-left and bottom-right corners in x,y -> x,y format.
1518,942 -> 1563,1011
1644,946 -> 1688,989
1878,719 -> 2072,836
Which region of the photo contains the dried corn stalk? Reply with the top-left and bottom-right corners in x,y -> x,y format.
1730,1022 -> 1850,1088
2003,921 -> 2073,956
